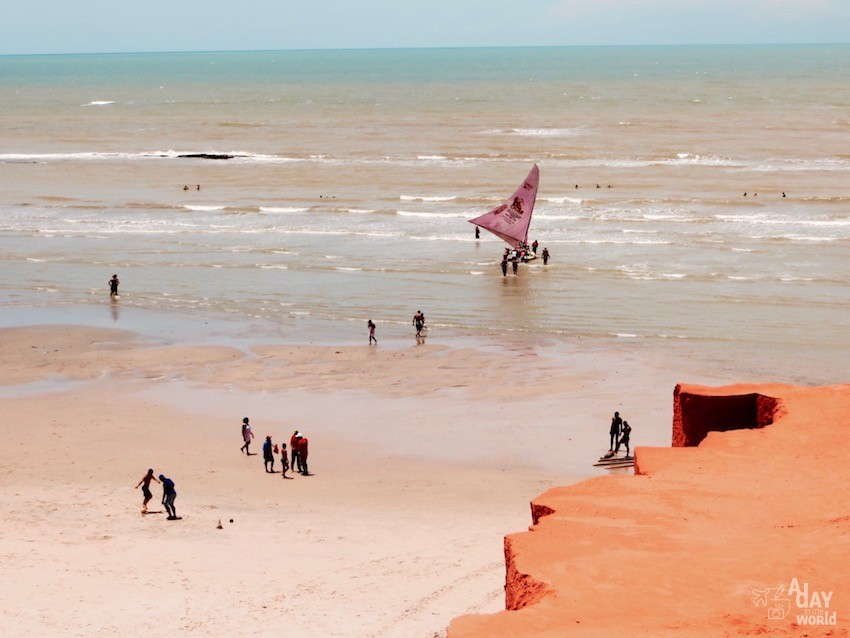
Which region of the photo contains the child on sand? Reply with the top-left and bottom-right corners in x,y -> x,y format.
280,443 -> 291,478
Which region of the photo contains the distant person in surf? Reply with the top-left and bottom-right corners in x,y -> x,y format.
511,257 -> 518,275
615,420 -> 632,457
135,468 -> 160,514
368,320 -> 377,345
531,240 -> 539,255
240,417 -> 254,455
413,310 -> 425,337
475,226 -> 480,239
109,274 -> 120,297
609,411 -> 623,452
500,255 -> 508,277
542,248 -> 550,265
263,435 -> 275,473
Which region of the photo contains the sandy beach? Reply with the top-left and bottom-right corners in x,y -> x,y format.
0,321 -> 736,638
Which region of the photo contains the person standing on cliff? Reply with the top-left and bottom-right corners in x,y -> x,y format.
616,420 -> 632,457
609,411 -> 623,452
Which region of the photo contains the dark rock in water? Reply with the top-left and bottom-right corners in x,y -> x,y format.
178,153 -> 236,160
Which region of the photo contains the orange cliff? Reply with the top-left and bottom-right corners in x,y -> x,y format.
449,383 -> 850,637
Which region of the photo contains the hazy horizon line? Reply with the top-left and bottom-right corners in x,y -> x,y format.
2,41 -> 848,59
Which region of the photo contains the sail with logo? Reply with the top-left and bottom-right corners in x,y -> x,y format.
468,164 -> 539,258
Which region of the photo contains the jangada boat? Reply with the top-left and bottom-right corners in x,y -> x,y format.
468,164 -> 539,260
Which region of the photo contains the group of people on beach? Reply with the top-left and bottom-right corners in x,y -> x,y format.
135,468 -> 179,519
241,417 -> 310,477
495,240 -> 550,277
607,411 -> 633,458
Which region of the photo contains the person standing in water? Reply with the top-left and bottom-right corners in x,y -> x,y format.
135,468 -> 160,514
368,320 -> 377,345
542,248 -> 550,265
108,274 -> 120,297
412,310 -> 425,337
500,255 -> 508,277
475,226 -> 480,239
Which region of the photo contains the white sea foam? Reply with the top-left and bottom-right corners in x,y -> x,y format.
400,195 -> 457,202
83,100 -> 115,106
184,205 -> 226,212
259,207 -> 309,214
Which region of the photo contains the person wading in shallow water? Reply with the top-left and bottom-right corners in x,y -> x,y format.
108,274 -> 120,297
412,310 -> 425,337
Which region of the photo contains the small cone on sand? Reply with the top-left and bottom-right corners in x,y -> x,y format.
216,519 -> 223,529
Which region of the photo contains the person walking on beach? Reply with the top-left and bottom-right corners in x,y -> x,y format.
108,274 -> 120,297
368,320 -> 377,345
290,430 -> 301,472
413,310 -> 425,337
616,420 -> 633,457
263,435 -> 275,473
542,248 -> 549,265
240,417 -> 254,455
500,255 -> 508,277
160,474 -> 178,520
609,411 -> 623,452
511,257 -> 518,275
135,468 -> 160,514
296,433 -> 309,475
280,443 -> 291,479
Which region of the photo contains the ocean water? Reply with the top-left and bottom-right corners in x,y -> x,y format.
0,45 -> 848,383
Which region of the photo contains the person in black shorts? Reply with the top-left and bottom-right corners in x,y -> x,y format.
135,468 -> 160,514
109,274 -> 120,297
412,310 -> 425,337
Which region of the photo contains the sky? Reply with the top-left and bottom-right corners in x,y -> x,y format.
2,0 -> 849,55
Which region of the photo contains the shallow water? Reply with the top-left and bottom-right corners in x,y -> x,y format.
1,46 -> 848,384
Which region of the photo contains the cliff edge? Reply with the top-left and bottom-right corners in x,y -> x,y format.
449,383 -> 850,637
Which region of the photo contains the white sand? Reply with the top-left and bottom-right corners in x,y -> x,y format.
0,325 -> 733,637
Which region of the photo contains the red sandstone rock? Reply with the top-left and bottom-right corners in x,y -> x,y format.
448,383 -> 850,637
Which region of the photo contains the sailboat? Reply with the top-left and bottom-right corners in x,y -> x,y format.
468,164 -> 539,259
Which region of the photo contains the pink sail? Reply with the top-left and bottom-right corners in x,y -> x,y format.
469,164 -> 539,249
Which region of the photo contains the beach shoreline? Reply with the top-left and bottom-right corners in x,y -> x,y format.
0,309 -> 746,637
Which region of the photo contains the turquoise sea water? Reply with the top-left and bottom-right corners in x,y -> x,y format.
1,45 -> 848,383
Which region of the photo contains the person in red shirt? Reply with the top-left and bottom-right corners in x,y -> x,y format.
290,430 -> 300,473
297,434 -> 309,475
